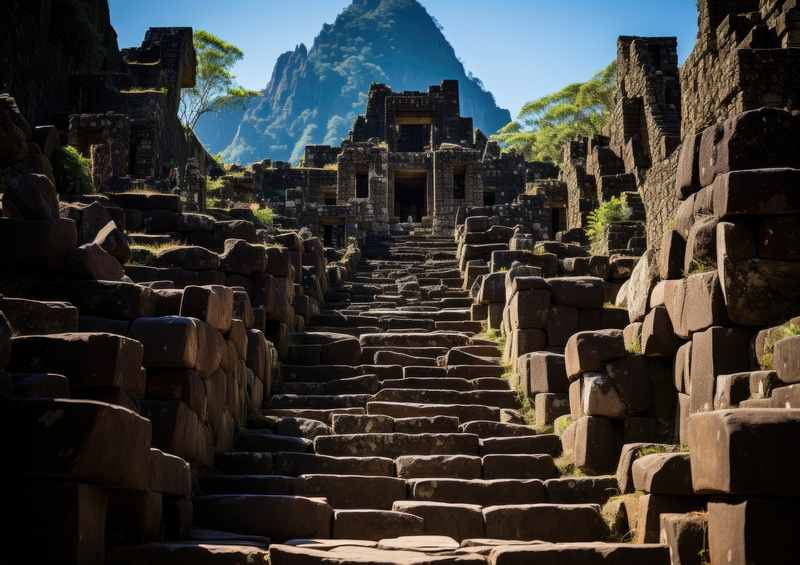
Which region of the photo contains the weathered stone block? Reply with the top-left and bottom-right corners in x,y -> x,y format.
180,285 -> 233,332
6,398 -> 151,489
130,316 -> 200,369
9,332 -> 145,396
565,329 -> 626,380
659,512 -> 708,565
632,453 -> 693,495
547,277 -> 605,308
641,305 -> 683,357
708,499 -> 800,565
527,351 -> 568,394
773,335 -> 800,383
507,289 -> 550,330
574,415 -> 621,475
699,108 -> 800,187
688,409 -> 800,495
689,327 -> 753,413
713,372 -> 751,409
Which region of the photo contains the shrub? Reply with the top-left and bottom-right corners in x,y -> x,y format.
586,197 -> 631,250
206,177 -> 224,192
252,205 -> 274,226
51,146 -> 93,195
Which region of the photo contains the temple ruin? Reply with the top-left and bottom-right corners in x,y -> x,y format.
268,80 -> 556,243
2,0 -> 800,563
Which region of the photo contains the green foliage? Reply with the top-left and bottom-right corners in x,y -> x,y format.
554,415 -> 574,437
635,444 -> 686,457
128,240 -> 182,266
492,63 -> 616,163
586,197 -> 631,245
625,338 -> 642,355
687,258 -> 716,275
761,321 -> 800,369
51,146 -> 93,195
180,30 -> 260,132
252,206 -> 274,226
554,456 -> 585,477
206,177 -> 224,193
515,392 -> 537,427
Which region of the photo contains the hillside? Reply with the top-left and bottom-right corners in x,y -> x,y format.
196,0 -> 510,163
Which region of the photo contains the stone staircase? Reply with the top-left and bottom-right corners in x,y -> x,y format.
185,232 -> 668,563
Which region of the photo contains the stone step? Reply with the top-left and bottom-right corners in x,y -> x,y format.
459,421 -> 537,438
280,365 -> 359,383
391,501 -> 484,541
216,452 -> 274,475
445,349 -> 501,367
261,408 -> 365,425
276,374 -> 381,395
332,509 -> 425,541
489,543 -> 670,564
479,435 -> 562,457
470,378 -> 510,390
298,474 -> 407,510
366,309 -> 471,322
199,474 -> 298,496
447,365 -> 506,379
332,414 -> 460,435
194,495 -> 333,541
362,346 -> 449,362
404,366 -> 448,378
374,351 -> 439,367
453,345 -> 502,358
268,394 -> 370,409
110,543 -> 271,563
381,377 -> 474,391
481,504 -> 609,543
368,401 -> 501,423
372,389 -> 518,409
314,433 -> 480,459
246,415 -> 331,439
235,431 -> 313,453
409,478 -> 546,506
272,452 -> 396,477
435,320 -> 483,332
482,454 -> 560,480
396,454 -> 483,479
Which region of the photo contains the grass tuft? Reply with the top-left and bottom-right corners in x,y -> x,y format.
761,321 -> 800,369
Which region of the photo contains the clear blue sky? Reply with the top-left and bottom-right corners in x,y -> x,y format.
109,0 -> 698,118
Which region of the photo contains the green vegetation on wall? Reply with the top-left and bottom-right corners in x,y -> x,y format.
492,63 -> 616,163
586,196 -> 631,250
51,145 -> 93,195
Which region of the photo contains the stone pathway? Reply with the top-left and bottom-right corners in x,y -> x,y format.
185,231 -> 668,563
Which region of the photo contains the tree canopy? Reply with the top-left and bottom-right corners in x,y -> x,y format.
179,30 -> 260,133
492,63 -> 617,163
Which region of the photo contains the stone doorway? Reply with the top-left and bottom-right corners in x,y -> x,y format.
394,171 -> 428,222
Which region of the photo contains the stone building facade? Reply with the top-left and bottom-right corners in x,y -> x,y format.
272,80 -> 557,241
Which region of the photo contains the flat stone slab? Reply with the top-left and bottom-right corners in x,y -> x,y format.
314,433 -> 481,459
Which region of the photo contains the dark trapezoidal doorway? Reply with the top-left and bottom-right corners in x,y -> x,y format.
394,172 -> 427,222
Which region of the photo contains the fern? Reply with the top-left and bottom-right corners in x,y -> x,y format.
586,197 -> 631,244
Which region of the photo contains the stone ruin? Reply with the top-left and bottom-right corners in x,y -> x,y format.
2,0 -> 800,564
267,80 -> 559,242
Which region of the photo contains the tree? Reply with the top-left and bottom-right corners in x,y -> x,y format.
179,30 -> 260,133
492,63 -> 617,163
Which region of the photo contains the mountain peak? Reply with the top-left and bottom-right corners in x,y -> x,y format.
197,0 -> 510,163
